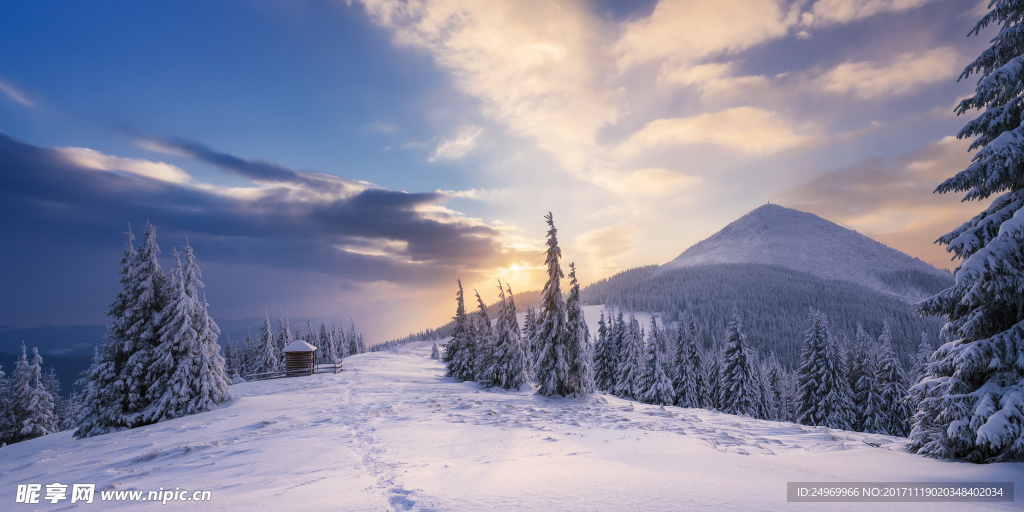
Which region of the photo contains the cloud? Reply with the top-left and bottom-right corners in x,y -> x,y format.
0,132 -> 522,286
617,107 -> 814,156
57,147 -> 193,184
615,0 -> 796,69
429,125 -> 482,161
818,46 -> 960,99
574,225 -> 636,261
806,0 -> 938,26
591,168 -> 703,198
358,0 -> 618,174
138,136 -> 364,196
0,78 -> 39,108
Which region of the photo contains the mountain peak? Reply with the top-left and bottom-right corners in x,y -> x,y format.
663,204 -> 950,302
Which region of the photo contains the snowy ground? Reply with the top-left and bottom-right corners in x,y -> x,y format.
3,341 -> 1022,511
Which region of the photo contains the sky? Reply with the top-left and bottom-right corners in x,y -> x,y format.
0,0 -> 996,342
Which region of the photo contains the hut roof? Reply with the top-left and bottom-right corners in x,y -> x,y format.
283,339 -> 318,353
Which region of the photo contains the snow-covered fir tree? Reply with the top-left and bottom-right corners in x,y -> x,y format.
336,323 -> 351,359
797,309 -> 853,430
253,310 -> 280,375
277,310 -> 293,356
850,333 -> 883,434
41,367 -> 66,430
20,347 -> 57,439
430,343 -> 440,360
876,338 -> 912,437
639,317 -> 674,406
492,284 -> 530,390
608,310 -> 626,393
142,241 -> 230,424
521,307 -> 538,374
78,224 -> 170,438
613,313 -> 644,399
911,332 -> 933,386
0,363 -> 13,444
564,263 -> 594,396
720,307 -> 755,417
705,337 -> 723,411
673,312 -> 702,408
763,352 -> 788,421
473,290 -> 498,387
593,311 -> 614,392
910,0 -> 1024,462
534,213 -> 572,397
123,221 -> 170,424
443,279 -> 474,381
752,353 -> 772,420
10,344 -> 32,441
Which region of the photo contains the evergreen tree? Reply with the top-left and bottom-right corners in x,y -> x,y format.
909,0 -> 1024,462
20,347 -> 57,439
850,335 -> 883,433
565,263 -> 594,396
336,323 -> 351,359
143,242 -> 230,423
608,310 -> 626,393
473,290 -> 498,386
277,310 -> 293,356
613,313 -> 644,399
493,284 -> 530,390
797,310 -> 853,430
877,339 -> 912,437
534,213 -> 572,397
241,327 -> 257,378
705,337 -> 723,410
253,310 -> 279,374
320,321 -> 338,363
430,343 -> 440,360
0,363 -> 12,444
41,367 -> 65,429
443,279 -> 473,381
10,344 -> 32,441
720,307 -> 755,417
61,390 -> 83,432
593,311 -> 613,391
77,225 -> 161,438
673,313 -> 702,408
639,317 -> 675,405
911,332 -> 933,385
123,221 -> 170,424
763,352 -> 786,421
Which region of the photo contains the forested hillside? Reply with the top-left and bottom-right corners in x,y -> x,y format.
581,263 -> 945,368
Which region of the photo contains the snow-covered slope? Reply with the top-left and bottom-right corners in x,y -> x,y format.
662,204 -> 950,302
4,344 -> 1021,511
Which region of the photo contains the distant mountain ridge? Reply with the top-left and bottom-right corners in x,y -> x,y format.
662,204 -> 951,302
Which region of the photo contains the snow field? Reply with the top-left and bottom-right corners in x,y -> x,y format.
2,340 -> 1021,511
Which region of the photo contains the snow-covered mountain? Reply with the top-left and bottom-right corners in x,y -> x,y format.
4,343 -> 1020,511
662,204 -> 951,302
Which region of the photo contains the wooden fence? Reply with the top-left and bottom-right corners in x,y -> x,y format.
245,361 -> 343,381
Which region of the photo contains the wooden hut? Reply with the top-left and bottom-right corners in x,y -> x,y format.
282,339 -> 317,376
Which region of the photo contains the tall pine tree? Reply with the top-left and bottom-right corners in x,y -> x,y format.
443,279 -> 473,381
639,317 -> 674,405
797,309 -> 853,430
535,213 -> 572,397
614,313 -> 644,399
910,0 -> 1024,462
143,241 -> 230,423
564,263 -> 594,396
720,307 -> 755,417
